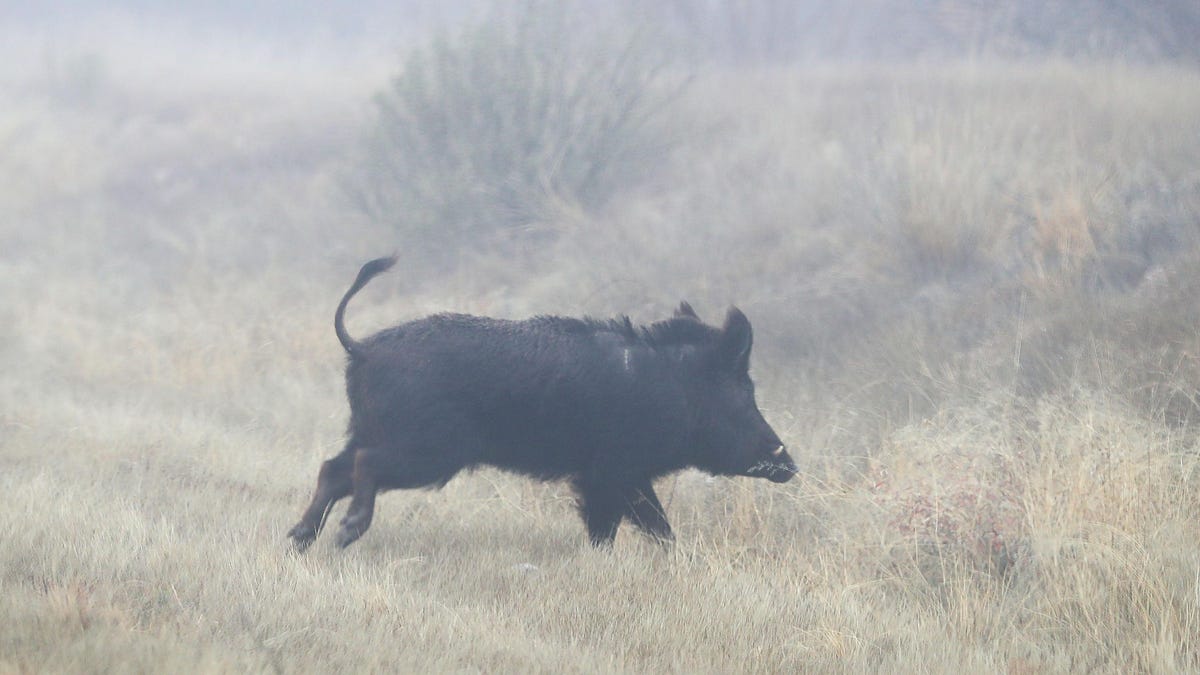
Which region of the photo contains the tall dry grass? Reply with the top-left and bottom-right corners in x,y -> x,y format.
2,34 -> 1199,673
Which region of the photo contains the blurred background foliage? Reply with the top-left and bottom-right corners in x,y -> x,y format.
353,2 -> 685,269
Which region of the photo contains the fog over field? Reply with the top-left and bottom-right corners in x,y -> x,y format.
3,2 -> 1200,672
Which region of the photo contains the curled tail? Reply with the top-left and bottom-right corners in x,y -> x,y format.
335,255 -> 397,356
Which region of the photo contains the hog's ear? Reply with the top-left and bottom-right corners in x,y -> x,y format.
675,301 -> 699,320
717,307 -> 753,373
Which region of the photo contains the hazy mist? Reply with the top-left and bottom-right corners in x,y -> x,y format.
4,2 -> 1200,672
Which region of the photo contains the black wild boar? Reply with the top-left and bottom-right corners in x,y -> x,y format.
288,256 -> 796,550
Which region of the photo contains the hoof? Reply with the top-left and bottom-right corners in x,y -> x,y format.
335,513 -> 367,549
334,525 -> 362,549
287,523 -> 316,552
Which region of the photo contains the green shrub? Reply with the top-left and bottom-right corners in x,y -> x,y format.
354,2 -> 684,269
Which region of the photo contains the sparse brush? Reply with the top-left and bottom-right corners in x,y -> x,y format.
352,1 -> 685,272
866,401 -> 1028,581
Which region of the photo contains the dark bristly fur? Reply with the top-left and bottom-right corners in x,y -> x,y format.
288,257 -> 796,551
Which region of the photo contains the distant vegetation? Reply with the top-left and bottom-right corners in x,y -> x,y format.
354,2 -> 684,270
17,1 -> 1200,64
654,0 -> 1200,63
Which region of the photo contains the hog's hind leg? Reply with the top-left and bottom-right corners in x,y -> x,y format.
334,446 -> 387,548
334,443 -> 471,549
288,443 -> 355,551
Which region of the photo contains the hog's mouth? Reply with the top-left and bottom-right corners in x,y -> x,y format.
744,455 -> 797,483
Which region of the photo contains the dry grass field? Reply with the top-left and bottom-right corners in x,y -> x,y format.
3,22 -> 1200,674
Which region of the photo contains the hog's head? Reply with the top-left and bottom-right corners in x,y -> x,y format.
685,306 -> 796,483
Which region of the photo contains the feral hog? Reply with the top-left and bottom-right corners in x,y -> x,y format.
288,256 -> 796,550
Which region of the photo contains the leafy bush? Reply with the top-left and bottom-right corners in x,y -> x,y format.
354,2 -> 684,269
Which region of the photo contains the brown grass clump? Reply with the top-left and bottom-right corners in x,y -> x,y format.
870,406 -> 1027,579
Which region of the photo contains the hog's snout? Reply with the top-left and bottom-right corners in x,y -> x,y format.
744,444 -> 797,483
